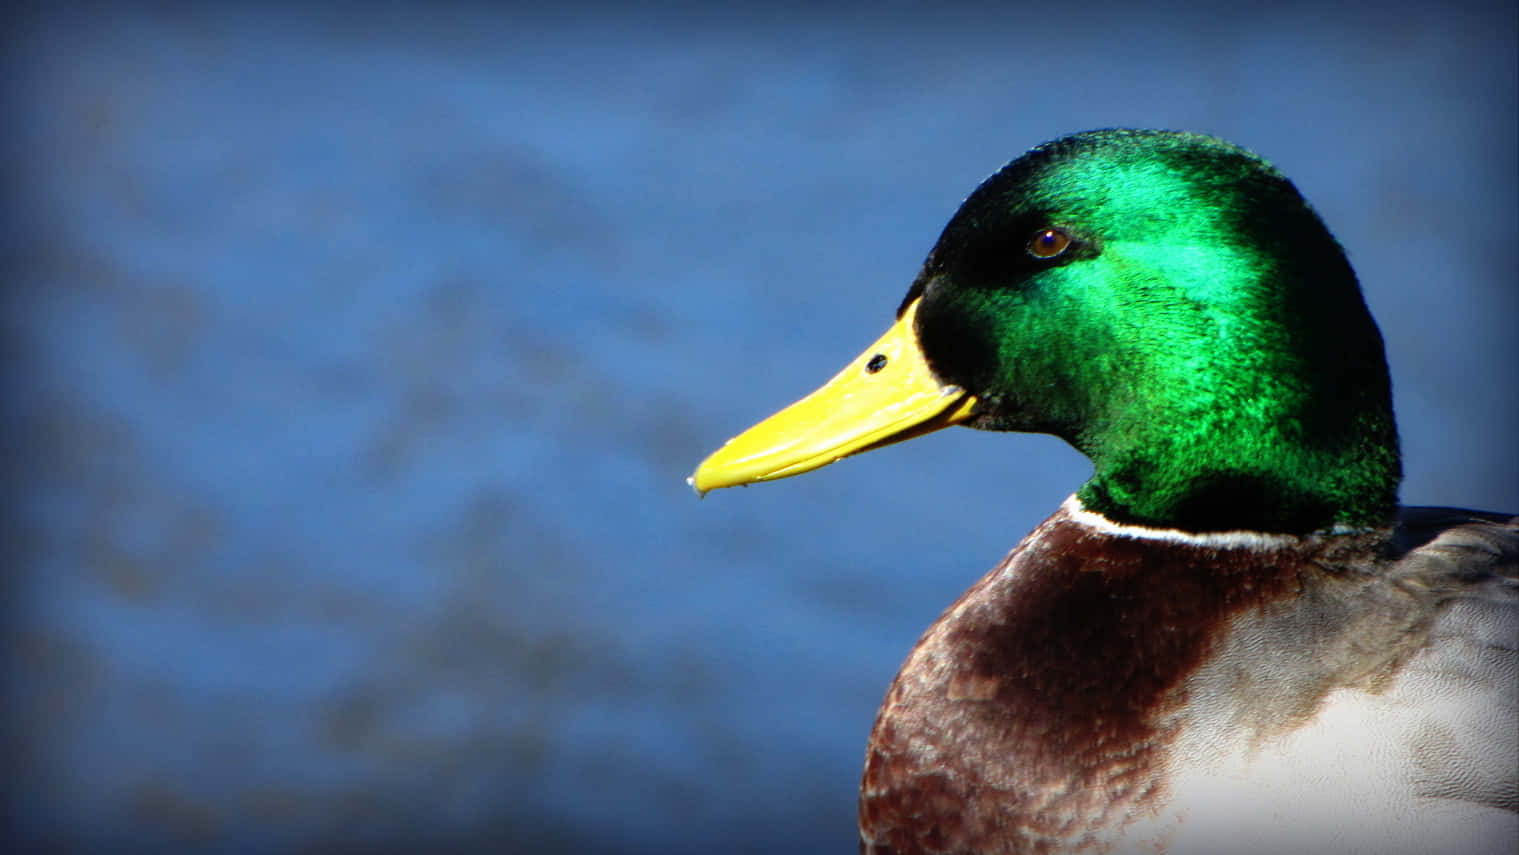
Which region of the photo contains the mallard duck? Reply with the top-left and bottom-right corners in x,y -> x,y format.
689,129 -> 1517,855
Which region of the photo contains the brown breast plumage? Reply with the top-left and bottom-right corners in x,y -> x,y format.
856,500 -> 1517,855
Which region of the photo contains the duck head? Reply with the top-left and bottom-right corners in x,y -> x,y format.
691,130 -> 1400,534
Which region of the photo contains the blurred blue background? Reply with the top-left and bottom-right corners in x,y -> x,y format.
4,2 -> 1515,853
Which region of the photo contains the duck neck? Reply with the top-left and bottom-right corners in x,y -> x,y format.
1072,339 -> 1401,535
1076,433 -> 1399,536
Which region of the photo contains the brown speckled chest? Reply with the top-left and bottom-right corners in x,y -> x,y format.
855,504 -> 1454,855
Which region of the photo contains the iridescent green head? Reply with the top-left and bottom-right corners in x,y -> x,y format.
693,129 -> 1400,535
907,129 -> 1399,532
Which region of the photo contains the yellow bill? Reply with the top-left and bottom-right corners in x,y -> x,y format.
689,298 -> 979,495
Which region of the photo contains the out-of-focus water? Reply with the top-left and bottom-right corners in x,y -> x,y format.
5,3 -> 1515,853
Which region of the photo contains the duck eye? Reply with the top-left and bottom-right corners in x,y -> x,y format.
1027,228 -> 1071,259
